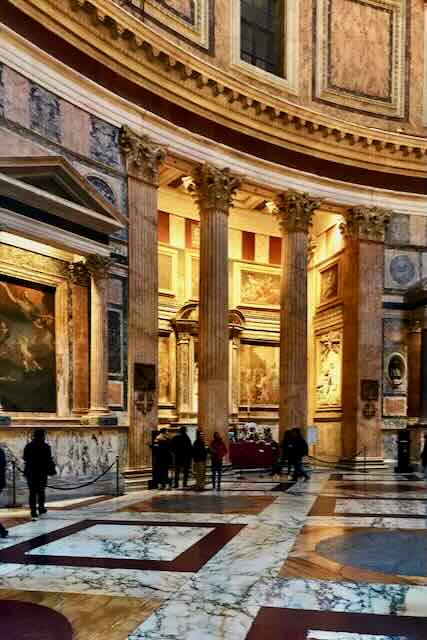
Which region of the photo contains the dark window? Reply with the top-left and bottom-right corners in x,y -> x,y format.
240,0 -> 284,77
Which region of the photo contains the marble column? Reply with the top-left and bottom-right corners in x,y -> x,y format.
419,312 -> 427,422
190,164 -> 240,438
407,318 -> 421,418
85,254 -> 113,423
67,262 -> 90,415
341,206 -> 391,461
120,126 -> 166,469
176,331 -> 192,420
273,190 -> 322,441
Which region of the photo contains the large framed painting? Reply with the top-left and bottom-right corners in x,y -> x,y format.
0,276 -> 56,412
240,343 -> 279,406
237,265 -> 281,308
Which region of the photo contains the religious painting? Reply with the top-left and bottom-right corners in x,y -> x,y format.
158,336 -> 171,403
240,269 -> 280,307
240,344 -> 279,406
159,253 -> 173,292
0,276 -> 56,412
316,330 -> 342,409
319,263 -> 339,304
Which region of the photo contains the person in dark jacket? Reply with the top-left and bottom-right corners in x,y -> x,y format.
171,426 -> 193,488
23,429 -> 55,520
421,435 -> 427,480
280,429 -> 294,477
152,428 -> 172,490
0,446 -> 8,538
209,432 -> 227,491
192,429 -> 208,491
288,428 -> 309,482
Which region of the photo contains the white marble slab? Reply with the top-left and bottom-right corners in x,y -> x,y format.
307,516 -> 427,529
0,518 -> 81,549
26,523 -> 213,561
335,499 -> 427,516
0,563 -> 192,598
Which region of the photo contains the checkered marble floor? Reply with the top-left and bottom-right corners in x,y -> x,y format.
0,469 -> 426,639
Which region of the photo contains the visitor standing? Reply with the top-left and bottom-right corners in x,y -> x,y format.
152,428 -> 172,489
280,429 -> 294,478
171,426 -> 193,488
290,428 -> 309,482
0,445 -> 8,538
192,429 -> 208,491
209,432 -> 227,491
421,435 -> 427,480
23,429 -> 56,520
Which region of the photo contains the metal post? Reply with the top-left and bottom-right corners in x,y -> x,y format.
115,456 -> 120,497
363,446 -> 367,475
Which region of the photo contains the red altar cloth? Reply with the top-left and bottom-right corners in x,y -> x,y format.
229,441 -> 276,469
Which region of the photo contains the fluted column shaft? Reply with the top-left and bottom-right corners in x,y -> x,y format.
120,126 -> 166,469
89,272 -> 109,414
176,332 -> 192,419
190,164 -> 240,438
273,191 -> 322,441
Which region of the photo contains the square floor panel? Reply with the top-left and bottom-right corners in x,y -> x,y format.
309,496 -> 427,519
246,608 -> 427,640
26,523 -> 214,561
119,495 -> 276,514
0,519 -> 245,572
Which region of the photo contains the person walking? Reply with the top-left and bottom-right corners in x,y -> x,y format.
171,426 -> 193,488
421,435 -> 427,480
0,445 -> 8,538
23,429 -> 56,520
152,428 -> 172,490
192,429 -> 208,491
280,429 -> 294,478
209,432 -> 227,491
289,428 -> 309,482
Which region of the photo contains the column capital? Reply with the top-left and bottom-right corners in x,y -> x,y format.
119,125 -> 166,185
66,261 -> 90,286
341,205 -> 392,242
85,254 -> 112,280
190,163 -> 241,214
272,190 -> 322,234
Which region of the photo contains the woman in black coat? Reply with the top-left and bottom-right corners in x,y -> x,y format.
23,429 -> 55,520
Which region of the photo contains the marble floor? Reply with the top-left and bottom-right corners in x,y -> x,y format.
0,469 -> 426,639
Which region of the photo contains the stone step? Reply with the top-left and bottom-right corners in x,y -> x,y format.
122,468 -> 152,492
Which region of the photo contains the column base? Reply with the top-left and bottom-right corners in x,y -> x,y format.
0,415 -> 11,426
80,414 -> 118,426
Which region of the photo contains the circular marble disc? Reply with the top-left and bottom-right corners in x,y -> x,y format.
0,600 -> 73,640
316,529 -> 427,577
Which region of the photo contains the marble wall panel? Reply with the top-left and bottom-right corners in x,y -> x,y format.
385,213 -> 410,245
382,430 -> 398,461
330,0 -> 392,99
89,116 -> 121,168
409,215 -> 427,247
30,84 -> 61,142
108,278 -> 123,306
0,65 -> 4,117
0,427 -> 128,503
60,100 -> 90,156
108,308 -> 123,376
2,66 -> 30,128
384,250 -> 420,290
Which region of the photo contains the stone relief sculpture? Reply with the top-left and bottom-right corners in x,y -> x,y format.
316,331 -> 342,408
320,264 -> 339,303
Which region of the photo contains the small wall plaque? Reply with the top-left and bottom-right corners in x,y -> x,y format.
134,364 -> 156,392
361,379 -> 379,402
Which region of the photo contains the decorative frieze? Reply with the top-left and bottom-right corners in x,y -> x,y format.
189,163 -> 241,214
273,190 -> 322,234
119,125 -> 166,185
340,206 -> 392,242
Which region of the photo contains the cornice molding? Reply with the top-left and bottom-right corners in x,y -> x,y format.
4,0 -> 426,173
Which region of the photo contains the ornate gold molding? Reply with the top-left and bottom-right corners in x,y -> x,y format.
340,206 -> 392,242
6,0 -> 425,172
272,190 -> 322,234
189,163 -> 241,214
119,125 -> 166,184
85,254 -> 112,279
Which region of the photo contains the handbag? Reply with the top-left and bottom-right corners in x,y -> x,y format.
48,458 -> 57,476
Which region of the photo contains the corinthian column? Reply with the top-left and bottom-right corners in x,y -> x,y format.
190,164 -> 240,438
341,206 -> 391,462
120,126 -> 166,469
273,190 -> 322,440
85,254 -> 113,423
